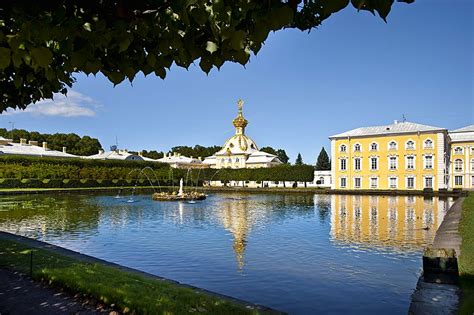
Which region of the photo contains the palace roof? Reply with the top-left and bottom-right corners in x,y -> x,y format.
451,125 -> 474,133
329,121 -> 446,139
0,142 -> 77,158
449,125 -> 474,142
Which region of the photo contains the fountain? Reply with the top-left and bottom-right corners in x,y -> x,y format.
152,177 -> 206,201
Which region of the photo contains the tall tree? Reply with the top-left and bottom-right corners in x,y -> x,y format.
0,1 -> 414,112
315,147 -> 331,170
295,153 -> 303,165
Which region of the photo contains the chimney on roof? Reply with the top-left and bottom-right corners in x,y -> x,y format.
42,142 -> 48,150
62,147 -> 67,153
394,120 -> 399,124
173,152 -> 177,157
138,151 -> 143,157
198,156 -> 202,161
20,138 -> 27,145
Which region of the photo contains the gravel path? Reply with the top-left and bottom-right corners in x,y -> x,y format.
0,269 -> 111,315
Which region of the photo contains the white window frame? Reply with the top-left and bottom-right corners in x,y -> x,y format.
389,156 -> 398,170
406,140 -> 415,150
471,159 -> 474,172
389,177 -> 398,189
370,157 -> 378,170
454,147 -> 463,155
424,176 -> 433,189
354,157 -> 361,171
340,158 -> 347,171
340,144 -> 347,153
370,142 -> 378,152
424,155 -> 434,170
354,177 -> 361,189
388,140 -> 397,151
454,176 -> 463,186
471,175 -> 474,186
406,176 -> 415,189
340,177 -> 347,188
370,177 -> 378,189
354,143 -> 361,152
424,138 -> 433,149
454,159 -> 463,172
406,155 -> 415,170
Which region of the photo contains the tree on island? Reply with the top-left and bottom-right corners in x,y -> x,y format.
295,153 -> 303,165
260,146 -> 290,164
315,147 -> 331,170
0,0 -> 414,112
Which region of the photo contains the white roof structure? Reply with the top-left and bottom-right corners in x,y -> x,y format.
157,152 -> 205,168
329,121 -> 446,139
85,149 -> 143,161
449,124 -> 474,143
0,141 -> 77,158
202,155 -> 216,165
246,151 -> 281,164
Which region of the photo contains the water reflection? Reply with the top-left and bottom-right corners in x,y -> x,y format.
330,195 -> 452,252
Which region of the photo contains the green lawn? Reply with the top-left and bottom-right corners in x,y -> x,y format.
0,239 -> 261,314
459,193 -> 474,314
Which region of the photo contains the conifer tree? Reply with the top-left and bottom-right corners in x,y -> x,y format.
315,147 -> 331,170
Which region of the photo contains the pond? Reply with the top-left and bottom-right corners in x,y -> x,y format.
0,192 -> 454,314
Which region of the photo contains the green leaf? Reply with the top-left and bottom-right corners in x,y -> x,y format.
0,47 -> 11,69
321,0 -> 350,16
83,22 -> 92,32
31,47 -> 53,68
230,30 -> 246,50
205,41 -> 218,54
104,71 -> 125,85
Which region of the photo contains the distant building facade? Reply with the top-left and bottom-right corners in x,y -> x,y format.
449,125 -> 474,189
157,152 -> 206,169
203,100 -> 282,169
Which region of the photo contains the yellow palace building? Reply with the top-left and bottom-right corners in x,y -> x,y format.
329,121 -> 449,191
449,125 -> 474,189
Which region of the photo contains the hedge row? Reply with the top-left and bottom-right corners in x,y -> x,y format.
0,156 -> 315,188
0,178 -> 179,189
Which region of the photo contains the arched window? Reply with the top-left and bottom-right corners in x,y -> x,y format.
370,142 -> 378,151
236,157 -> 240,163
454,147 -> 463,154
319,177 -> 324,184
454,159 -> 463,172
354,144 -> 361,152
471,159 -> 474,171
389,141 -> 397,150
424,139 -> 433,149
406,140 -> 415,150
340,144 -> 347,152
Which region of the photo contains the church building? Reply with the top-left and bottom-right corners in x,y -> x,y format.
203,100 -> 282,169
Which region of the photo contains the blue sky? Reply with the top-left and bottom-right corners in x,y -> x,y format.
1,0 -> 472,163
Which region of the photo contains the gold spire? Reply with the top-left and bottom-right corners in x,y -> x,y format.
232,99 -> 248,130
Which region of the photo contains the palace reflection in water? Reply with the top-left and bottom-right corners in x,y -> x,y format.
0,192 -> 455,314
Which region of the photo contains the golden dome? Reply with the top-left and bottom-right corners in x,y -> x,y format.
232,113 -> 248,129
232,99 -> 248,129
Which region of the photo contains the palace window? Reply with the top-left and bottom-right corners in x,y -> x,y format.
236,157 -> 240,163
424,155 -> 433,169
354,144 -> 361,152
389,156 -> 397,170
340,144 -> 347,153
455,176 -> 463,186
471,176 -> 474,186
454,147 -> 463,155
424,177 -> 433,189
354,177 -> 361,188
354,158 -> 361,171
424,139 -> 433,149
407,177 -> 415,189
340,158 -> 347,171
340,177 -> 347,188
406,140 -> 415,150
406,156 -> 415,170
471,159 -> 474,171
370,142 -> 378,151
389,141 -> 397,150
370,177 -> 378,189
389,177 -> 397,189
370,157 -> 378,170
319,177 -> 325,185
454,159 -> 463,172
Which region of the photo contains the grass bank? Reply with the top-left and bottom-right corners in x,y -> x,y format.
0,238 -> 263,314
459,192 -> 474,314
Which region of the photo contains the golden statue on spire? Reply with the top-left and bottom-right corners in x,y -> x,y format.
237,99 -> 244,113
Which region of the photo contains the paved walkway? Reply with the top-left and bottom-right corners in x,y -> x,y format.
0,269 -> 109,315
